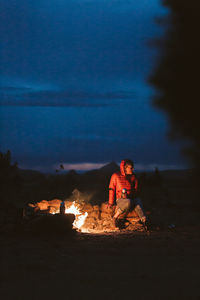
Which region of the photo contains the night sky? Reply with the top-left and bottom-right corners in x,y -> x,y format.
0,0 -> 188,172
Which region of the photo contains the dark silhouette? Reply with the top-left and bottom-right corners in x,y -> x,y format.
149,0 -> 200,169
60,164 -> 64,170
152,167 -> 163,186
0,150 -> 19,201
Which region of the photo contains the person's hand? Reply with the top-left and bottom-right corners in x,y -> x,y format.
106,203 -> 113,209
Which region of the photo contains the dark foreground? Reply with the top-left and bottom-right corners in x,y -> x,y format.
1,227 -> 200,300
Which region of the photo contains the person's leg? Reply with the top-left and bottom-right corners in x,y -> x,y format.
134,198 -> 152,230
134,197 -> 146,223
113,207 -> 121,219
113,198 -> 131,222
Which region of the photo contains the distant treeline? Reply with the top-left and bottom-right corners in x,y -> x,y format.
0,151 -> 169,210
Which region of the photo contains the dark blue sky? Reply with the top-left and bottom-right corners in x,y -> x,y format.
0,0 -> 188,172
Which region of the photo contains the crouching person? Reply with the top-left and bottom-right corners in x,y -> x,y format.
108,159 -> 148,229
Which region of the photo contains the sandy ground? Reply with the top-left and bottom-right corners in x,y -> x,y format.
1,226 -> 200,300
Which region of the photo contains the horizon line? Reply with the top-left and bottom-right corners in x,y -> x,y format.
19,161 -> 190,174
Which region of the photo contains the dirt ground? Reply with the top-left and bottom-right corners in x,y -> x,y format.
1,169 -> 200,300
1,226 -> 200,300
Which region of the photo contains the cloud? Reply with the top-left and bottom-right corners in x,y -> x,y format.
56,161 -> 188,172
0,86 -> 136,107
19,162 -> 107,173
58,135 -> 123,142
54,162 -> 106,171
0,86 -> 32,92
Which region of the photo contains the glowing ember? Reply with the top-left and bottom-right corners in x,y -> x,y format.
65,201 -> 88,230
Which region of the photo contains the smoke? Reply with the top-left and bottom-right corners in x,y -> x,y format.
65,189 -> 95,204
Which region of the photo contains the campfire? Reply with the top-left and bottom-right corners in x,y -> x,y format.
51,201 -> 88,231
28,189 -> 143,233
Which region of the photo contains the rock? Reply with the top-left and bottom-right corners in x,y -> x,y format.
126,217 -> 140,224
101,212 -> 112,219
93,205 -> 100,211
82,203 -> 93,213
96,224 -> 104,231
96,219 -> 103,225
126,209 -> 139,218
26,213 -> 75,235
84,216 -> 97,224
126,223 -> 143,231
101,202 -> 115,214
83,222 -> 96,230
28,199 -> 62,212
49,206 -> 58,214
29,200 -> 49,211
89,210 -> 100,219
102,219 -> 112,227
27,198 -> 145,232
48,199 -> 62,209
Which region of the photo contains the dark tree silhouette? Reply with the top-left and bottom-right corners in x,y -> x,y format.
149,0 -> 200,168
0,150 -> 19,204
0,150 -> 18,174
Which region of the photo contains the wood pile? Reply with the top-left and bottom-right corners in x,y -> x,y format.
28,197 -> 143,232
81,202 -> 142,232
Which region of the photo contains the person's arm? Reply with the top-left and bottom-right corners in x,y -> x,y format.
108,173 -> 117,206
130,175 -> 139,198
134,176 -> 140,197
135,176 -> 138,191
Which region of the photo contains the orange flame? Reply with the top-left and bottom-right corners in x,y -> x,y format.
65,202 -> 88,230
50,201 -> 88,231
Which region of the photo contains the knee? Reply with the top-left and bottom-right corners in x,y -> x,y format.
134,197 -> 143,207
124,198 -> 131,211
116,198 -> 131,213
